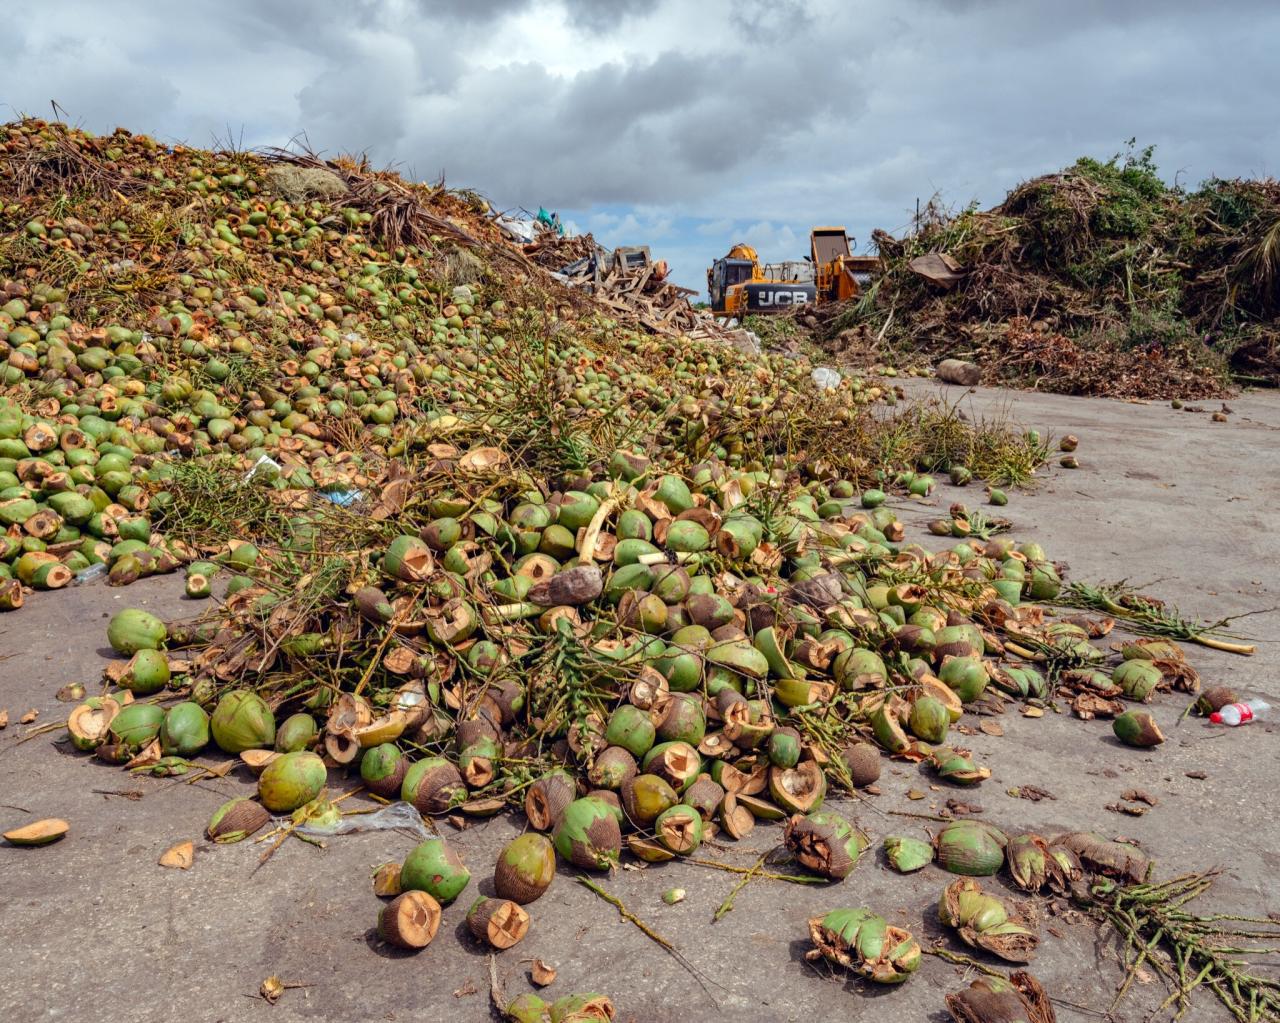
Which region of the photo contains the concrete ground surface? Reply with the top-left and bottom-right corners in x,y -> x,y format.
1,382 -> 1277,1023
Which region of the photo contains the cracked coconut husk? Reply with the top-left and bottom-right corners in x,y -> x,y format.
1006,833 -> 1081,894
784,811 -> 869,880
939,878 -> 1040,962
1052,832 -> 1151,884
806,908 -> 922,984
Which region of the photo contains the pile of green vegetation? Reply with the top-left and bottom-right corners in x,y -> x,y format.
829,146 -> 1279,396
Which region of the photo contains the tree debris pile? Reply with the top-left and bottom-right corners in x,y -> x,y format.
525,230 -> 728,341
822,149 -> 1280,396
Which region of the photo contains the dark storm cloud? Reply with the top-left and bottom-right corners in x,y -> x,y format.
414,0 -> 534,21
563,0 -> 639,34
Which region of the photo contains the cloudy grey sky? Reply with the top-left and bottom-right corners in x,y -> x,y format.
5,0 -> 1278,293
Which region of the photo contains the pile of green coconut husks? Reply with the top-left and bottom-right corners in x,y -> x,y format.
3,120 -> 1276,1023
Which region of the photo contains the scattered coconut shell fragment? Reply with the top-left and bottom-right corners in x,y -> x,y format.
883,835 -> 935,873
3,818 -> 68,846
159,840 -> 194,870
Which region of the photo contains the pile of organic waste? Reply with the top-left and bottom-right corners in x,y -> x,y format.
1,117 -> 954,610
811,146 -> 1280,397
2,120 -> 1272,1022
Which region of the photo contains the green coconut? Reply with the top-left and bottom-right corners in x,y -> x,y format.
553,796 -> 622,871
274,712 -> 319,752
604,704 -> 655,758
1113,710 -> 1165,747
621,774 -> 678,826
908,696 -> 950,743
106,608 -> 166,654
206,797 -> 271,844
401,756 -> 466,815
767,726 -> 803,769
121,648 -> 170,695
159,701 -> 210,756
210,689 -> 276,753
108,702 -> 164,748
258,751 -> 327,813
935,820 -> 1007,876
360,742 -> 407,798
938,656 -> 988,702
400,838 -> 471,905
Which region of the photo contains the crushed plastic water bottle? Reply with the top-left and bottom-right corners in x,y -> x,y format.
811,366 -> 842,390
242,453 -> 282,483
72,563 -> 108,586
292,801 -> 431,839
318,488 -> 364,507
1209,699 -> 1270,726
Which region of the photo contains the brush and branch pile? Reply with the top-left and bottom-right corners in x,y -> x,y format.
821,146 -> 1280,396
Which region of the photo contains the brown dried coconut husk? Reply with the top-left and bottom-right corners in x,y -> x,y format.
1051,832 -> 1151,884
946,970 -> 1057,1023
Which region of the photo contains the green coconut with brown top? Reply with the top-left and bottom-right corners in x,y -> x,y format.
402,756 -> 466,815
206,797 -> 271,844
360,742 -> 407,798
1113,710 -> 1165,747
494,833 -> 557,905
553,796 -> 622,871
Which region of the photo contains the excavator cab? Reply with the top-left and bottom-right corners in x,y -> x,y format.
707,255 -> 757,313
810,227 -> 878,305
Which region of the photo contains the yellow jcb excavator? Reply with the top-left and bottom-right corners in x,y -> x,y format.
706,243 -> 815,317
708,230 -> 878,316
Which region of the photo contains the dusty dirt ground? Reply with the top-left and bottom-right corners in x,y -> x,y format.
1,382 -> 1277,1023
